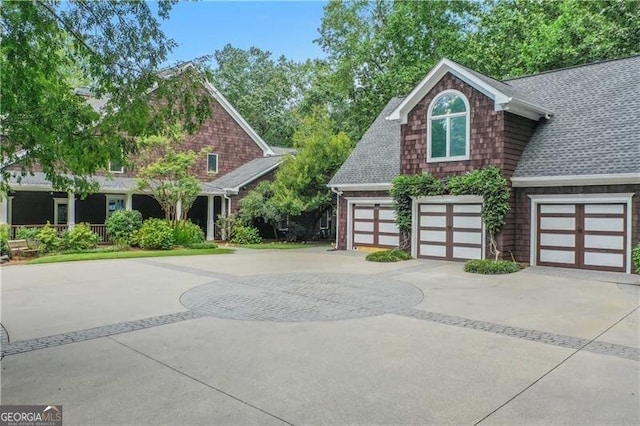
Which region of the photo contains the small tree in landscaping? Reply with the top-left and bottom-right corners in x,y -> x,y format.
106,210 -> 143,248
238,181 -> 285,239
135,126 -> 205,225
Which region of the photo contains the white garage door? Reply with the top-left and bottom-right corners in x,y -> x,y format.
537,203 -> 627,272
352,204 -> 400,248
417,203 -> 483,260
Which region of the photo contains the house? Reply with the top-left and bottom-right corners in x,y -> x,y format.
329,56 -> 640,273
0,66 -> 290,241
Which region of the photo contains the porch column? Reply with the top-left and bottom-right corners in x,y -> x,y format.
67,192 -> 75,230
206,195 -> 214,241
221,195 -> 227,217
0,194 -> 7,224
175,200 -> 182,221
125,193 -> 133,211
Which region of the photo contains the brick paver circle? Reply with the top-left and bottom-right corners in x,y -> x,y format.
180,273 -> 424,322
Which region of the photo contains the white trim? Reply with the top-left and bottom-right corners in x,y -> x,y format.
108,160 -> 124,174
411,195 -> 486,260
387,58 -> 552,124
528,193 -> 634,274
512,173 -> 640,187
207,153 -> 219,174
329,183 -> 392,191
413,195 -> 484,204
345,197 -> 394,251
203,80 -> 274,156
427,90 -> 470,163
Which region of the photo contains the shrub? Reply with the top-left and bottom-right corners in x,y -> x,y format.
36,222 -> 62,253
366,249 -> 412,263
106,210 -> 143,247
464,259 -> 521,274
138,218 -> 175,250
231,225 -> 262,244
62,223 -> 100,251
173,220 -> 205,247
633,243 -> 640,274
0,224 -> 8,256
188,241 -> 218,249
16,227 -> 40,247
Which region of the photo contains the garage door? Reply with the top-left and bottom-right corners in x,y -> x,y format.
417,203 -> 483,260
537,203 -> 627,272
352,204 -> 399,248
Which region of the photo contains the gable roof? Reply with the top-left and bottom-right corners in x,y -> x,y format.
209,154 -> 287,193
507,55 -> 640,180
388,58 -> 553,123
329,97 -> 405,188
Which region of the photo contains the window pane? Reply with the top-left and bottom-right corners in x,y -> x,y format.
431,118 -> 447,158
108,199 -> 125,217
109,158 -> 123,172
431,93 -> 466,116
208,154 -> 218,172
450,116 -> 467,156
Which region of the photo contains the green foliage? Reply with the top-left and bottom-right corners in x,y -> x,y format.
173,220 -> 205,247
16,227 -> 40,247
36,222 -> 62,253
215,214 -> 237,241
0,224 -> 8,256
464,259 -> 521,275
391,167 -> 509,257
366,249 -> 412,263
135,127 -> 204,223
231,225 -> 262,245
188,242 -> 219,250
61,223 -> 100,251
633,244 -> 640,274
238,181 -> 285,236
106,210 -> 143,247
138,219 -> 175,250
271,108 -> 352,219
1,1 -> 212,195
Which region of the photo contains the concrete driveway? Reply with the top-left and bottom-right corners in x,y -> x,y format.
1,247 -> 638,425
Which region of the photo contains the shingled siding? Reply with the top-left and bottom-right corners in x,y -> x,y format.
514,185 -> 640,269
337,191 -> 391,250
400,73 -> 541,258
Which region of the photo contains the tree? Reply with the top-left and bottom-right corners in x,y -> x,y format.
1,0 -> 211,194
208,45 -> 307,147
134,127 -> 205,224
463,0 -> 640,78
270,108 -> 352,231
237,181 -> 284,239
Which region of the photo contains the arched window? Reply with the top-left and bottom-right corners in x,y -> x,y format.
427,90 -> 470,162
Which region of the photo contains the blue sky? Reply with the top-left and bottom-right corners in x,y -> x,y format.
161,1 -> 328,65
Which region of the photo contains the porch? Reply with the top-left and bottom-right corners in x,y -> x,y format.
1,190 -> 233,243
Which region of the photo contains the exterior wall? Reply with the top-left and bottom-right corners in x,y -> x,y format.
400,72 -> 540,258
336,190 -> 391,250
514,185 -> 640,267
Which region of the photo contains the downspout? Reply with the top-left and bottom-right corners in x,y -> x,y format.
330,187 -> 343,249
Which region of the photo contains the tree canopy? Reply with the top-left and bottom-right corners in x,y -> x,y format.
1,0 -> 210,194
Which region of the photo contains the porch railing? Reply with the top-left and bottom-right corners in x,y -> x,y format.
9,224 -> 111,244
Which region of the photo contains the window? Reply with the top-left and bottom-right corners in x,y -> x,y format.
109,158 -> 124,173
207,153 -> 218,173
427,90 -> 470,162
53,198 -> 68,225
106,195 -> 126,218
319,211 -> 330,229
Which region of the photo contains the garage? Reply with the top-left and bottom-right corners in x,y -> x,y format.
351,203 -> 400,249
413,197 -> 484,261
536,202 -> 628,272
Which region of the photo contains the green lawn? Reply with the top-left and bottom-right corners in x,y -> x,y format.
239,242 -> 328,250
28,248 -> 234,264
